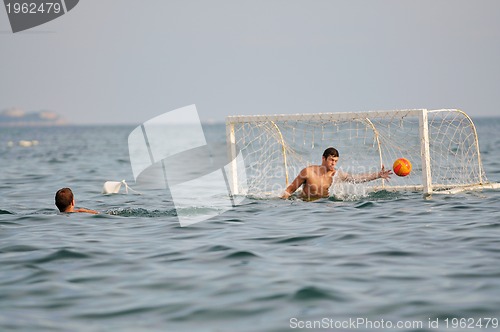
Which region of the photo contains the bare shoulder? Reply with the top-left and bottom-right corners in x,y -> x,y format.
300,166 -> 313,175
300,165 -> 319,176
306,165 -> 322,172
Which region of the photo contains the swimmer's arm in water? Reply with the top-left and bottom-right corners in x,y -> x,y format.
281,168 -> 308,199
75,208 -> 99,214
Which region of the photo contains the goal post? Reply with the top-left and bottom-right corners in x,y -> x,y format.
226,109 -> 499,197
419,109 -> 433,195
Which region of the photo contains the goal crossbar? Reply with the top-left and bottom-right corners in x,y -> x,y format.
226,109 -> 424,124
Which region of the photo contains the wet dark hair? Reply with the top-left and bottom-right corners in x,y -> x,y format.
322,147 -> 339,158
55,187 -> 74,212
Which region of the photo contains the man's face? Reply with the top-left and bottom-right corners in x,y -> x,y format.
323,155 -> 339,171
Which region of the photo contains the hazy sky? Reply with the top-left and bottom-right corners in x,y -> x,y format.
1,1 -> 499,124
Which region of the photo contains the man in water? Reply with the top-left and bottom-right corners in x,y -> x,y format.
55,187 -> 98,214
281,147 -> 392,200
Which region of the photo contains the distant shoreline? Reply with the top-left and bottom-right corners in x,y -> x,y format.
0,122 -> 68,127
0,108 -> 67,127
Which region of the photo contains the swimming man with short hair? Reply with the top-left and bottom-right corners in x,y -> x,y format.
55,187 -> 98,214
281,147 -> 392,201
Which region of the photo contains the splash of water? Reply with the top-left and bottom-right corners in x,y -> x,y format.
330,171 -> 369,201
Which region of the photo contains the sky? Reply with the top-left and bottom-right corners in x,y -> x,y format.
1,0 -> 499,125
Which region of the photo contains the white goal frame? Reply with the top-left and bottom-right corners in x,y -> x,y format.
226,109 -> 499,197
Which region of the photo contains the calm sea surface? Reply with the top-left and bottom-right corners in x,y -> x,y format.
1,118 -> 500,332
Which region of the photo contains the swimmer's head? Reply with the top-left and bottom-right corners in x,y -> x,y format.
55,187 -> 74,212
322,147 -> 339,159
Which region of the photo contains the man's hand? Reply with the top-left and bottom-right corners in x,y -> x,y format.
280,191 -> 291,199
378,165 -> 393,179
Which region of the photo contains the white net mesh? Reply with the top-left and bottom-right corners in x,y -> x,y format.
226,109 -> 488,197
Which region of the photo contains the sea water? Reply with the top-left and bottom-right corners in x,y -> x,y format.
1,119 -> 500,331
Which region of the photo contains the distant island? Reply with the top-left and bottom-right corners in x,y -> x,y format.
0,108 -> 67,127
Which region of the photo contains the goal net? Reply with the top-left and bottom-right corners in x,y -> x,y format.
226,109 -> 497,197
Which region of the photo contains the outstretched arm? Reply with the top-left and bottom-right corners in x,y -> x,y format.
339,165 -> 392,183
281,168 -> 307,199
75,207 -> 99,214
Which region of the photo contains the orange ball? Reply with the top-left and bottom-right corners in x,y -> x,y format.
393,158 -> 412,177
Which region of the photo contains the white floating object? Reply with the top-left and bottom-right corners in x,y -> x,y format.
17,140 -> 39,147
102,180 -> 123,194
102,180 -> 141,195
19,140 -> 33,147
